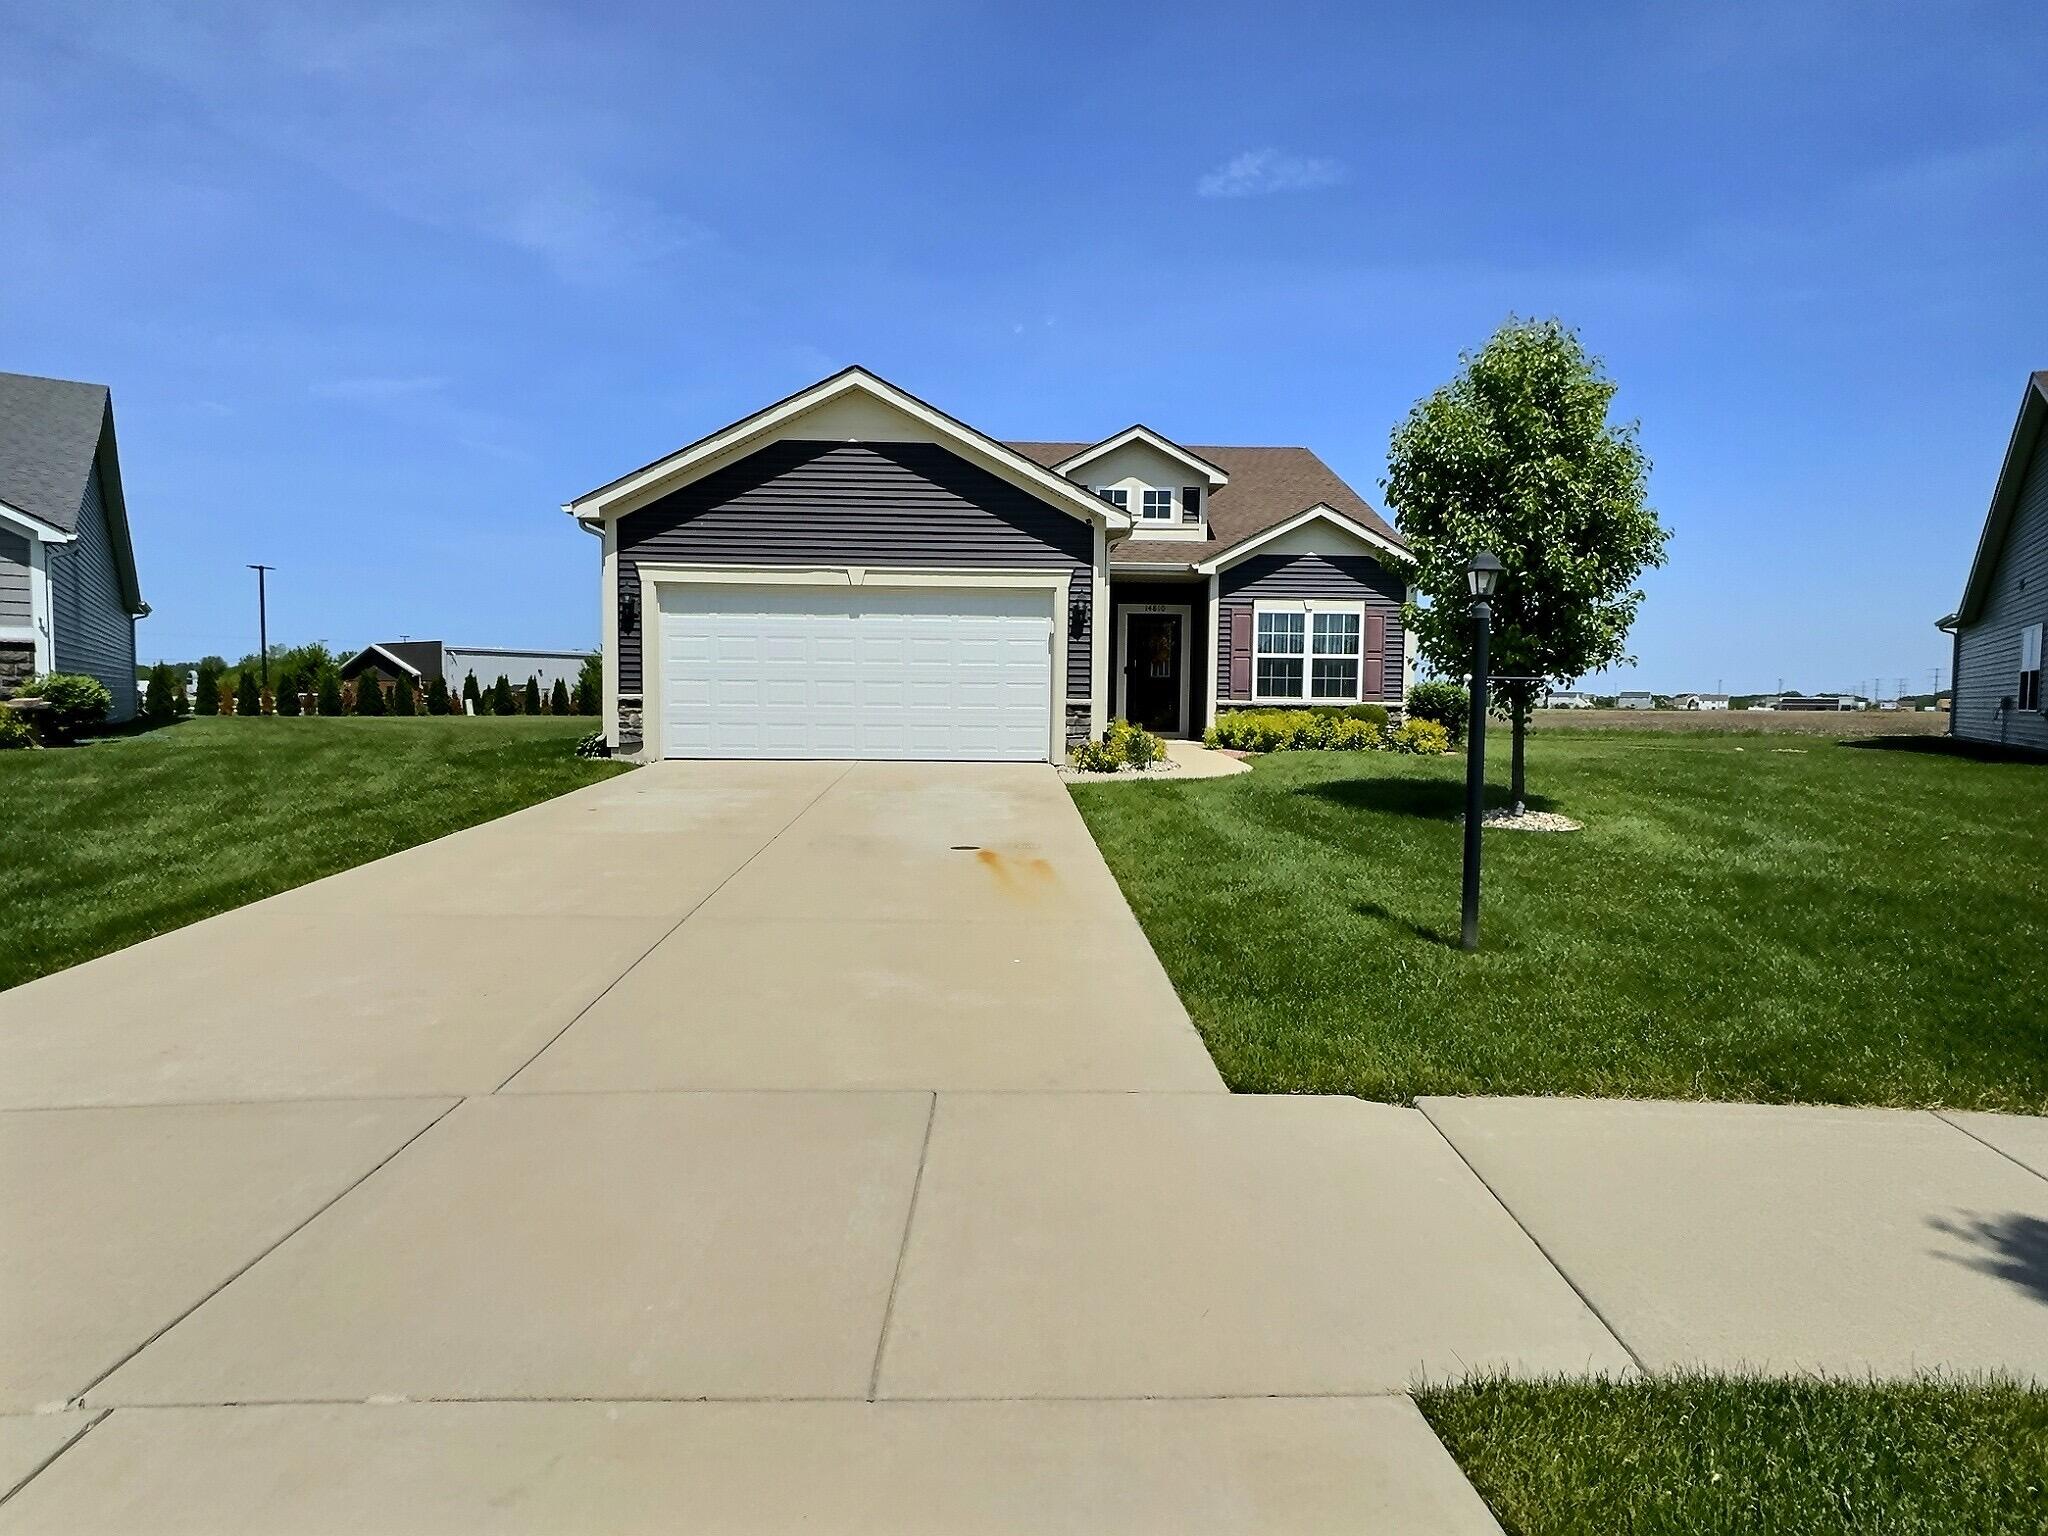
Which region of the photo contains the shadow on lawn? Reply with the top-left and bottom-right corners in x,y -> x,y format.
1844,735 -> 2048,764
1352,896 -> 1460,949
1299,776 -> 1558,822
1930,1211 -> 2048,1306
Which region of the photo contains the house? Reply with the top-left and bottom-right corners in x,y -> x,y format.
1940,371 -> 2048,751
0,372 -> 148,719
1542,690 -> 1596,709
1674,692 -> 1731,711
564,366 -> 1413,762
339,641 -> 593,700
1617,692 -> 1657,709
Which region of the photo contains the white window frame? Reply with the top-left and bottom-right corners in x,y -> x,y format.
2020,622 -> 2043,712
0,517 -> 59,674
1097,486 -> 1129,512
1251,598 -> 1369,705
1139,487 -> 1175,523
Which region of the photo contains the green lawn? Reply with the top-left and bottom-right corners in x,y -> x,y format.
1417,1376 -> 2048,1535
0,717 -> 631,991
1071,733 -> 2048,1111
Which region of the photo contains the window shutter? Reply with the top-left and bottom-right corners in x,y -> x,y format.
1228,607 -> 1253,697
1364,610 -> 1386,697
1183,487 -> 1202,524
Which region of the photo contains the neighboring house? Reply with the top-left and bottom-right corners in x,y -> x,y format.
1617,692 -> 1657,710
1542,690 -> 1595,708
1675,692 -> 1731,711
339,641 -> 593,698
1941,371 -> 2048,752
0,372 -> 148,718
563,366 -> 1413,762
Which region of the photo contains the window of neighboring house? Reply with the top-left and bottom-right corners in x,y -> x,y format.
1097,487 -> 1129,510
1311,611 -> 1361,698
2021,622 -> 2043,711
1140,488 -> 1175,522
1255,610 -> 1305,698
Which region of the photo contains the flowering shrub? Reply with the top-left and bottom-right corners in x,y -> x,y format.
1391,717 -> 1452,754
1070,718 -> 1166,772
1205,709 -> 1388,754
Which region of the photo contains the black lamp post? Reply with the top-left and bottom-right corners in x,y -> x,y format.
1460,551 -> 1504,951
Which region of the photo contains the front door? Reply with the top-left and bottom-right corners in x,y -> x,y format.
1122,610 -> 1184,734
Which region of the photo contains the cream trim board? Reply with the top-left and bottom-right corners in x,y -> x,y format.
1054,427 -> 1230,487
10,537 -> 55,673
1206,573 -> 1220,732
1249,598 -> 1371,706
1090,524 -> 1109,737
0,499 -> 74,544
635,564 -> 1071,764
1114,601 -> 1193,737
1196,504 -> 1411,573
601,522 -> 620,745
564,367 -> 1131,533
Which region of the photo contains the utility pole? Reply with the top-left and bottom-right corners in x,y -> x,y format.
247,565 -> 275,686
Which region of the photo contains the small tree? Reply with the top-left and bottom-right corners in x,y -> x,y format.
194,665 -> 221,716
276,672 -> 302,716
355,672 -> 386,715
492,675 -> 514,716
524,675 -> 541,714
317,672 -> 344,716
143,663 -> 177,724
1384,318 -> 1668,808
462,671 -> 481,714
392,672 -> 417,717
235,670 -> 261,719
574,655 -> 601,716
550,677 -> 570,715
425,675 -> 449,715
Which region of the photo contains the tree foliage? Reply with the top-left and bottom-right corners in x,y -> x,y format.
574,655 -> 601,716
235,671 -> 261,718
354,672 -> 386,715
193,665 -> 221,717
550,677 -> 571,715
317,672 -> 344,716
392,672 -> 417,716
426,676 -> 451,716
275,672 -> 302,716
143,663 -> 178,724
1384,318 -> 1668,799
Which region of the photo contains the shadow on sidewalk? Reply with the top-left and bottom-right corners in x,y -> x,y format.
1929,1211 -> 2048,1305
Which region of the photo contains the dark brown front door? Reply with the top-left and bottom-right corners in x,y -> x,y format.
1123,611 -> 1183,733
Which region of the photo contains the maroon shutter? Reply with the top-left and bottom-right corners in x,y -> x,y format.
1228,607 -> 1253,698
1364,611 -> 1386,697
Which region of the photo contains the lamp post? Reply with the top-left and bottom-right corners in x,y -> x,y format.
247,564 -> 275,687
1460,551 -> 1503,952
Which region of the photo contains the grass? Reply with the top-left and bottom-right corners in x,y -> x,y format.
1416,1376 -> 2048,1535
1070,731 -> 2048,1111
0,716 -> 630,990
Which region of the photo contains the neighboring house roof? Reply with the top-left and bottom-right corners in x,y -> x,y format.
1007,441 -> 1407,567
1951,371 -> 2048,628
0,370 -> 145,611
340,642 -> 428,680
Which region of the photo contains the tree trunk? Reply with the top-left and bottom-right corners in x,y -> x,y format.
1510,687 -> 1529,813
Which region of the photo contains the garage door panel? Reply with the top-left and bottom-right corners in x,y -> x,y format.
658,584 -> 1054,761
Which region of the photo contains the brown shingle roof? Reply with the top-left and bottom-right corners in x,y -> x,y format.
1004,441 -> 1404,565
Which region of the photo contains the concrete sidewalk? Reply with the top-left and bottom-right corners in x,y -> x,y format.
3,761 -> 2045,1529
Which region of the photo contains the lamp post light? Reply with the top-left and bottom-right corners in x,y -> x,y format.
1460,551 -> 1504,952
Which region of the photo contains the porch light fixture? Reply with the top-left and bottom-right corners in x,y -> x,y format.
1460,550 -> 1501,952
1069,597 -> 1089,637
620,591 -> 640,634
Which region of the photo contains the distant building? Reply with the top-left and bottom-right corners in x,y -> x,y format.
1542,690 -> 1596,709
1775,694 -> 1855,712
1674,692 -> 1731,711
340,641 -> 593,699
1617,691 -> 1657,709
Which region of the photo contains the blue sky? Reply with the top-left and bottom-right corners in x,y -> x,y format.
4,1 -> 2044,695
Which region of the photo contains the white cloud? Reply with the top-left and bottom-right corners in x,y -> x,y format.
1197,149 -> 1346,199
310,375 -> 448,401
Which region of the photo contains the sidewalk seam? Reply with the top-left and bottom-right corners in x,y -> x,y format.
1933,1109 -> 2048,1185
1414,1102 -> 1650,1378
868,1091 -> 939,1401
490,762 -> 857,1094
71,1097 -> 465,1407
0,1408 -> 107,1511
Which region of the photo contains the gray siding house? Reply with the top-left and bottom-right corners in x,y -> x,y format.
564,367 -> 1413,762
339,641 -> 593,698
1943,372 -> 2048,753
0,372 -> 147,718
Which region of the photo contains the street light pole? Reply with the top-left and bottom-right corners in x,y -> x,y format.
247,565 -> 274,687
1460,551 -> 1504,952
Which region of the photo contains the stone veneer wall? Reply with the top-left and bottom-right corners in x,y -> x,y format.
0,639 -> 34,697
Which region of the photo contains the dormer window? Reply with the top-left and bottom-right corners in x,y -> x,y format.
1098,487 -> 1129,511
1140,488 -> 1175,522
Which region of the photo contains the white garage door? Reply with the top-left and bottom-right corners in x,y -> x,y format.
657,584 -> 1055,760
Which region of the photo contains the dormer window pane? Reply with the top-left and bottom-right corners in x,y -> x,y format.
1140,488 -> 1174,521
1183,487 -> 1202,524
1098,487 -> 1129,510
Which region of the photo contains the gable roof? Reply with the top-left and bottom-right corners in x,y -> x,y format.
566,367 -> 1131,532
1051,426 -> 1231,487
1008,441 -> 1406,566
1952,371 -> 2048,628
0,370 -> 145,610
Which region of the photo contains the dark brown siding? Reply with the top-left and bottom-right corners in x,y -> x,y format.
615,440 -> 1094,700
1215,552 -> 1406,706
1954,432 -> 2048,751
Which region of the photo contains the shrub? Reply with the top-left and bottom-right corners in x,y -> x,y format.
317,672 -> 345,717
1406,681 -> 1469,745
426,676 -> 451,716
193,667 -> 221,716
524,675 -> 541,715
275,673 -> 302,716
1071,719 -> 1166,772
574,656 -> 601,716
143,663 -> 177,724
392,673 -> 417,717
575,731 -> 611,758
15,673 -> 112,740
354,672 -> 385,715
1392,717 -> 1453,754
0,710 -> 34,750
550,678 -> 570,715
462,671 -> 481,713
235,671 -> 261,718
491,675 -> 515,716
1205,708 -> 1390,754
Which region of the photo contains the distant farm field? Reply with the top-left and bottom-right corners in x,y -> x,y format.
1527,707 -> 1948,736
